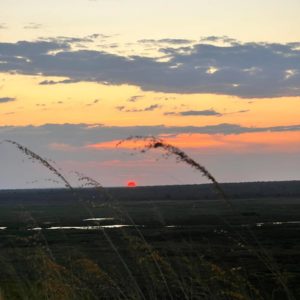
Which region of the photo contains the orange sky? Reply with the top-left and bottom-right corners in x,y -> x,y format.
1,74 -> 300,128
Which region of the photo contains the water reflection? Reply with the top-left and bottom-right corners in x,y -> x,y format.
48,225 -> 135,230
83,218 -> 115,222
256,221 -> 300,227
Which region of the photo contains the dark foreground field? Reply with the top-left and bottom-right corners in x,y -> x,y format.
0,182 -> 299,299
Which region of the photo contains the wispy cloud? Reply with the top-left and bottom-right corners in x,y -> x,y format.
86,99 -> 100,106
164,109 -> 249,117
127,95 -> 143,102
138,38 -> 194,45
165,109 -> 222,116
199,36 -> 239,45
116,104 -> 161,112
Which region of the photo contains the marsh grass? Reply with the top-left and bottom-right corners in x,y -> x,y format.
0,138 -> 296,299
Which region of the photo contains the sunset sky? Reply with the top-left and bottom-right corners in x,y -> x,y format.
0,0 -> 300,188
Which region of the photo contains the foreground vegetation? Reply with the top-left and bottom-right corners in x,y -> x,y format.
0,188 -> 299,299
0,139 -> 299,299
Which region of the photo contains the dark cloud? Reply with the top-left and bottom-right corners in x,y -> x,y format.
116,104 -> 161,112
87,33 -> 112,39
39,79 -> 80,85
164,109 -> 250,117
0,40 -> 69,57
164,109 -> 221,116
2,38 -> 300,97
43,36 -> 95,44
0,97 -> 16,103
1,123 -> 299,148
200,36 -> 239,45
139,104 -> 160,112
179,109 -> 221,116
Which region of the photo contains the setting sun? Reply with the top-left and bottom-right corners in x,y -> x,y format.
127,181 -> 137,188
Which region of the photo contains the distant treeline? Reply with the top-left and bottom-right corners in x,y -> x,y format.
0,181 -> 299,205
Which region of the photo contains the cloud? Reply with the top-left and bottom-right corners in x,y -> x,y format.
230,109 -> 250,115
0,97 -> 16,103
1,123 -> 300,189
116,104 -> 161,112
2,37 -> 300,97
165,109 -> 222,117
164,109 -> 250,117
1,123 -> 300,149
44,35 -> 98,44
115,106 -> 125,111
0,40 -> 69,57
86,99 -> 100,106
0,23 -> 7,29
127,95 -> 143,102
138,104 -> 161,112
39,79 -> 80,85
200,36 -> 239,45
138,38 -> 194,45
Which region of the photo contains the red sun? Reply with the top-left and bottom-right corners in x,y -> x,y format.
127,181 -> 137,188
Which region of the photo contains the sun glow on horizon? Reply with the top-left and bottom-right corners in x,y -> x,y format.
127,181 -> 137,188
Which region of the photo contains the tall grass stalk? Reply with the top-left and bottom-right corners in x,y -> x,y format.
118,135 -> 295,300
3,140 -> 146,300
117,136 -> 230,207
